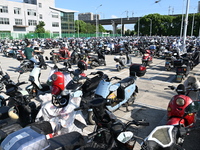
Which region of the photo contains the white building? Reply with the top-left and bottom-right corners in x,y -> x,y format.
0,0 -> 78,37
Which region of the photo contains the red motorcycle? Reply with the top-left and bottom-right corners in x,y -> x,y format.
141,49 -> 153,67
50,45 -> 70,64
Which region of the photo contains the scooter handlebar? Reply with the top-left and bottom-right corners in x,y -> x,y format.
16,81 -> 28,86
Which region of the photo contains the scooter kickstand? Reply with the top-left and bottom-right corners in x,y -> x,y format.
125,103 -> 129,112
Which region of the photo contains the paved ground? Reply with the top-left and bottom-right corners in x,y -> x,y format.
1,49 -> 200,150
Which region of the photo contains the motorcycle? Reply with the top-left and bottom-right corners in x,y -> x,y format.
141,101 -> 200,150
114,50 -> 132,71
88,49 -> 106,69
141,49 -> 153,67
87,64 -> 146,125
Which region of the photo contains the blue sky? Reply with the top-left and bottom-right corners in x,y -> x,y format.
9,0 -> 199,30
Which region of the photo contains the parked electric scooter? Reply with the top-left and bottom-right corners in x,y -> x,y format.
166,83 -> 199,127
88,49 -> 106,69
49,45 -> 70,64
141,101 -> 200,150
25,63 -> 52,99
87,64 -> 146,125
174,58 -> 190,83
141,49 -> 153,67
114,50 -> 132,71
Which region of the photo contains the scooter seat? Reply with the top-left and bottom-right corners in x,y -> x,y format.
118,77 -> 135,89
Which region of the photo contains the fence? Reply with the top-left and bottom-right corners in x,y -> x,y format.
0,33 -> 121,40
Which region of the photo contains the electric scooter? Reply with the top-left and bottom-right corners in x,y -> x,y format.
141,49 -> 153,67
88,64 -> 146,125
88,49 -> 106,69
166,84 -> 199,127
114,51 -> 132,71
141,101 -> 200,150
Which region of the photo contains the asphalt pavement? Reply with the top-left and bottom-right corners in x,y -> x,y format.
1,49 -> 200,150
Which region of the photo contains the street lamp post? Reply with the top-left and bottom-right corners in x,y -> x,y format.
182,0 -> 190,53
95,4 -> 102,38
121,10 -> 128,37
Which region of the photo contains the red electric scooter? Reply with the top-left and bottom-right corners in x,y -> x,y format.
141,49 -> 153,67
166,84 -> 199,127
50,45 -> 71,64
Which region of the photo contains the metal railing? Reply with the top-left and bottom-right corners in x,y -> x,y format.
0,33 -> 121,40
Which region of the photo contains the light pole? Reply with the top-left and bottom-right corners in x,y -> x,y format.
191,7 -> 197,37
182,0 -> 190,53
121,10 -> 128,37
95,4 -> 102,38
180,0 -> 185,38
147,18 -> 152,36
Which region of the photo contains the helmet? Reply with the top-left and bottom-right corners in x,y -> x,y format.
77,60 -> 87,70
52,94 -> 69,108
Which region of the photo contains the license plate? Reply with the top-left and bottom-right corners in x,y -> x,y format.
176,75 -> 182,82
88,61 -> 91,64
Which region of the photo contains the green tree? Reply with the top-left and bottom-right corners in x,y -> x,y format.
75,20 -> 106,34
35,21 -> 45,33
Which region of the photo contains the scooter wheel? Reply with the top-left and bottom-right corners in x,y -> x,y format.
117,66 -> 122,71
88,111 -> 95,125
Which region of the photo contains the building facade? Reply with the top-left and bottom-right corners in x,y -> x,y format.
78,12 -> 100,21
0,0 -> 77,36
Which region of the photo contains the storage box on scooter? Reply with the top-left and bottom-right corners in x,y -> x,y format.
129,64 -> 146,77
1,126 -> 50,150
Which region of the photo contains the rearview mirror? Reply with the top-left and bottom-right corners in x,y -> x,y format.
117,131 -> 133,143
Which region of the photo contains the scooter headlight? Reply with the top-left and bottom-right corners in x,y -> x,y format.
51,74 -> 58,81
176,98 -> 185,106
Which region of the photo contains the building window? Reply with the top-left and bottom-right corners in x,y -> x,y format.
27,9 -> 36,16
52,12 -> 59,18
38,3 -> 42,8
15,19 -> 22,25
0,18 -> 9,24
14,7 -> 21,14
52,22 -> 59,27
28,20 -> 37,26
39,14 -> 43,19
0,6 -> 8,13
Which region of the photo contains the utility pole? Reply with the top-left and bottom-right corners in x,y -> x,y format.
182,0 -> 190,53
95,4 -> 102,38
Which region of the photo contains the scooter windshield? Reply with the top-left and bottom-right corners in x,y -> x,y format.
147,125 -> 174,148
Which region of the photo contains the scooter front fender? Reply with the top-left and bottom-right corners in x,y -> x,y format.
167,117 -> 185,126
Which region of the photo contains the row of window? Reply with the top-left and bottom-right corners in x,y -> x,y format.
0,17 -> 60,27
1,5 -> 58,19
